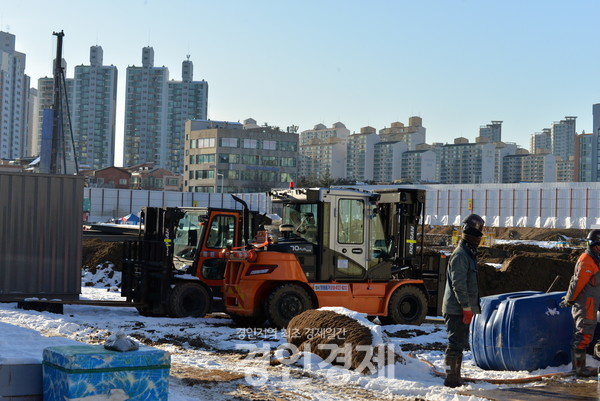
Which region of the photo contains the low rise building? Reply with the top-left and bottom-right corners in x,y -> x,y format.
184,118 -> 299,192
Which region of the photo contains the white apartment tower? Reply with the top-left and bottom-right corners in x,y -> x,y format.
166,56 -> 208,174
27,87 -> 38,156
72,46 -> 118,169
479,121 -> 502,143
123,47 -> 169,169
551,116 -> 577,161
373,141 -> 407,183
346,126 -> 379,182
379,117 -> 426,150
438,137 -> 496,184
299,122 -> 349,180
0,31 -> 30,158
401,148 -> 437,183
502,151 -> 556,183
530,128 -> 552,154
493,141 -> 518,183
555,156 -> 574,182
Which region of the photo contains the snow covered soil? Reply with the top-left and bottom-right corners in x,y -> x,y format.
0,264 -> 598,401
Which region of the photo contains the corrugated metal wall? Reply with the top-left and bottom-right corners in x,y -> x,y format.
0,172 -> 83,300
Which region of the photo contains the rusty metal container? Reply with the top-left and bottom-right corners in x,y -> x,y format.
0,172 -> 82,301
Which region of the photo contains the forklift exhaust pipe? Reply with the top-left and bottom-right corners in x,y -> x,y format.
231,195 -> 250,248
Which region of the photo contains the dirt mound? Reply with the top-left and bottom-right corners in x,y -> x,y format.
477,243 -> 579,296
479,256 -> 574,296
286,309 -> 400,373
82,239 -> 123,272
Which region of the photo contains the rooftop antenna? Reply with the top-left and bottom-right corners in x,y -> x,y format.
186,54 -> 190,61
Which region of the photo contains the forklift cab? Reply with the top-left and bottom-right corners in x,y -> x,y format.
270,188 -> 414,283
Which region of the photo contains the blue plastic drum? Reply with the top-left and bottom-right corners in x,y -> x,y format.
470,291 -> 574,371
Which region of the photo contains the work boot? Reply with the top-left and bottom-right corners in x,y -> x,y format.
572,349 -> 597,378
443,354 -> 464,387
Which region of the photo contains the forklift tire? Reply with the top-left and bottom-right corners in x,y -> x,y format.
265,284 -> 313,328
169,282 -> 210,318
381,285 -> 427,326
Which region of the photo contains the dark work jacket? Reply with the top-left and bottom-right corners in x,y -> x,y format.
442,240 -> 481,315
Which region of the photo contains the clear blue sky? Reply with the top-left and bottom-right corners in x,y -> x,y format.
3,0 -> 600,166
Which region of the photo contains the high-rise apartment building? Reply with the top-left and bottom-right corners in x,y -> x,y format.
575,132 -> 592,182
530,128 -> 552,154
372,141 -> 407,183
438,137 -> 495,184
379,117 -> 425,150
502,150 -> 529,183
124,48 -> 208,174
551,116 -> 577,161
299,122 -> 349,180
166,56 -> 208,174
72,46 -> 118,169
493,141 -> 518,183
479,121 -> 502,143
27,87 -> 38,156
502,151 -> 556,183
591,103 -> 600,181
123,47 -> 169,169
0,31 -> 30,158
184,118 -> 298,192
555,156 -> 574,182
346,126 -> 378,182
401,148 -> 437,183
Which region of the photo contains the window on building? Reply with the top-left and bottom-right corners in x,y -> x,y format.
241,155 -> 259,165
219,154 -> 239,164
262,140 -> 276,150
280,157 -> 296,167
261,156 -> 278,166
220,138 -> 238,147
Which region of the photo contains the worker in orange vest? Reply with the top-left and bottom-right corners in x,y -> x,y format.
561,229 -> 600,377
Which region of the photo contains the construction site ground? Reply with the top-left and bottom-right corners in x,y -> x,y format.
78,227 -> 600,400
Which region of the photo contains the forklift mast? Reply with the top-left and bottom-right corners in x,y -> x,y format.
374,188 -> 426,278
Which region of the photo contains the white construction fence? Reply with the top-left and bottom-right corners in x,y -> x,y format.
84,188 -> 272,223
84,182 -> 600,229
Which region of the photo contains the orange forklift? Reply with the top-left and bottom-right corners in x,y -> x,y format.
223,187 -> 435,328
121,199 -> 271,318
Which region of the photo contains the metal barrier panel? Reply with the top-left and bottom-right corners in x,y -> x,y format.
0,172 -> 83,300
